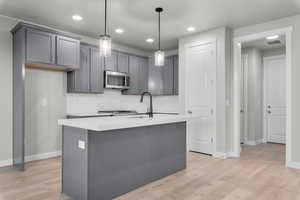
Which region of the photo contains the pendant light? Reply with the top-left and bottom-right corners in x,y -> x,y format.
99,0 -> 111,57
154,7 -> 165,67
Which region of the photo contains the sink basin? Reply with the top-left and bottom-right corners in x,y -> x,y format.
128,116 -> 150,119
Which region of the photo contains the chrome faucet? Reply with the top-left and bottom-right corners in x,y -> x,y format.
140,92 -> 153,118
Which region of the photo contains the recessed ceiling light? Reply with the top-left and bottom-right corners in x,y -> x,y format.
115,28 -> 124,34
266,35 -> 279,40
187,26 -> 196,32
146,38 -> 154,43
72,15 -> 83,21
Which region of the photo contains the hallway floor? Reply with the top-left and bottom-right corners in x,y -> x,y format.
0,143 -> 299,200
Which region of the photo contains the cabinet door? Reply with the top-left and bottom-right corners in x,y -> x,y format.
67,45 -> 90,93
139,57 -> 149,93
104,51 -> 118,71
162,56 -> 174,95
173,55 -> 179,95
56,35 -> 80,69
26,28 -> 55,64
117,52 -> 129,73
148,57 -> 163,95
90,47 -> 104,93
123,55 -> 139,95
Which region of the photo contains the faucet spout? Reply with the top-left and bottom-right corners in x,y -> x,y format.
140,92 -> 153,118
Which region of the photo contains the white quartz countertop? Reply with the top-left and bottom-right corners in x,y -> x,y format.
58,114 -> 198,132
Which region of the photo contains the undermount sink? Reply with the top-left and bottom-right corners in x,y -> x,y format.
128,115 -> 150,119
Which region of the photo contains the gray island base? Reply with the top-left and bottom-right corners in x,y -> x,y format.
62,122 -> 186,200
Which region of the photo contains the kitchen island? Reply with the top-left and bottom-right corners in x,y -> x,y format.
58,114 -> 192,200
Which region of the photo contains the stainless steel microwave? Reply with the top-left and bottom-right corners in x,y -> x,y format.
104,71 -> 130,89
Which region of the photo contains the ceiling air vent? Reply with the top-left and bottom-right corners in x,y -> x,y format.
267,40 -> 281,45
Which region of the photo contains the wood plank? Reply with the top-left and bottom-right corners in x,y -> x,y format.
0,144 -> 299,200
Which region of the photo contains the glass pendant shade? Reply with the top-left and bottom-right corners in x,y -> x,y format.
155,50 -> 165,67
99,35 -> 111,57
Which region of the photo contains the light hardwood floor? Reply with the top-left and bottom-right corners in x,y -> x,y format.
1,143 -> 300,200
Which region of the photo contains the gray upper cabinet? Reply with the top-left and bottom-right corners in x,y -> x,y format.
68,45 -> 90,93
148,58 -> 163,96
139,57 -> 149,93
68,44 -> 104,94
90,47 -> 104,93
148,55 -> 179,96
26,28 -> 56,65
123,55 -> 140,95
104,51 -> 118,71
117,52 -> 129,73
56,35 -> 80,69
13,23 -> 80,71
173,55 -> 179,95
162,57 -> 175,95
122,56 -> 149,95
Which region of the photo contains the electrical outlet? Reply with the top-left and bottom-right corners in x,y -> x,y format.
78,140 -> 85,149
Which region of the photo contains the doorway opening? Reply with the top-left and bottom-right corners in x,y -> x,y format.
239,36 -> 286,164
233,27 -> 292,167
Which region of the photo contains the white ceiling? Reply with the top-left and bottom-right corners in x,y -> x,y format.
242,35 -> 286,50
0,0 -> 299,51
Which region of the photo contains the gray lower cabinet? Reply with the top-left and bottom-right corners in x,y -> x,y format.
62,122 -> 186,200
26,28 -> 56,65
122,55 -> 149,95
68,44 -> 104,94
56,35 -> 80,69
104,51 -> 118,71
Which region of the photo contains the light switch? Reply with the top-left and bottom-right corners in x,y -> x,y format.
78,140 -> 85,149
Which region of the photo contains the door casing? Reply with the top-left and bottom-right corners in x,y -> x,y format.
232,27 -> 292,168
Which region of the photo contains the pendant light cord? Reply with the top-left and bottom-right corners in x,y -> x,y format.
158,11 -> 161,50
104,0 -> 107,35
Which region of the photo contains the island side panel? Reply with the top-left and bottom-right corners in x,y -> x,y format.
62,126 -> 88,200
87,122 -> 186,200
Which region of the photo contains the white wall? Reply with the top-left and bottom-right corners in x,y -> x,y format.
242,48 -> 263,143
233,14 -> 300,163
0,16 -> 14,164
179,27 -> 232,154
25,69 -> 66,157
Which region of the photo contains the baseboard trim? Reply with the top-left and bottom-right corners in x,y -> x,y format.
213,152 -> 227,159
0,151 -> 61,168
287,161 -> 300,169
227,152 -> 240,158
0,159 -> 13,168
25,151 -> 61,162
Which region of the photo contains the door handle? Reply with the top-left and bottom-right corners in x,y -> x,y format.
267,110 -> 272,114
187,110 -> 193,114
267,105 -> 271,109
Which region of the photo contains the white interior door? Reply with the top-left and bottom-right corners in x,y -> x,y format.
186,41 -> 216,155
240,54 -> 248,143
264,56 -> 286,144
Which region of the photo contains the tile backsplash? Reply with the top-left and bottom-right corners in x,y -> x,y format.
66,90 -> 180,114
